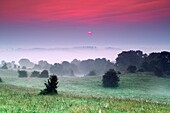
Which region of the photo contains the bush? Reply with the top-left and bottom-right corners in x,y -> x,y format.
30,71 -> 40,77
0,77 -> 2,82
127,65 -> 137,73
87,70 -> 96,76
39,70 -> 49,78
39,75 -> 58,95
102,69 -> 120,87
18,70 -> 28,77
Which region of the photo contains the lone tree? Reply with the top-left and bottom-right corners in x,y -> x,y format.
102,69 -> 120,87
39,75 -> 58,95
127,65 -> 137,73
18,70 -> 28,77
38,70 -> 49,78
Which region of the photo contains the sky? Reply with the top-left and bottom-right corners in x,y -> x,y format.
0,0 -> 170,63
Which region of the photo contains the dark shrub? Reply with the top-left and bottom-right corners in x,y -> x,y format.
39,70 -> 49,78
39,75 -> 58,95
30,71 -> 40,77
0,77 -> 2,82
102,69 -> 120,87
87,70 -> 96,76
127,65 -> 137,73
154,67 -> 164,77
18,70 -> 28,77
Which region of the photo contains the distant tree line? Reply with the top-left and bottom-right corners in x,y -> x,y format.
115,50 -> 170,77
50,58 -> 114,76
1,50 -> 170,78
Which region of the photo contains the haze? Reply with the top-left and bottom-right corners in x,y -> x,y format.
0,0 -> 170,63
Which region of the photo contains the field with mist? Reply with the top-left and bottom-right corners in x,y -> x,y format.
0,69 -> 170,112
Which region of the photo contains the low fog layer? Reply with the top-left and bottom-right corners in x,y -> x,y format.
0,46 -> 169,64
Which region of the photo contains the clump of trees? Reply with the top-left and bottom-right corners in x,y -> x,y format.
115,50 -> 170,77
86,70 -> 96,76
38,70 -> 49,78
50,58 -> 114,76
115,50 -> 146,71
30,71 -> 40,77
18,70 -> 28,77
102,69 -> 120,87
141,51 -> 170,77
39,75 -> 58,95
127,65 -> 137,73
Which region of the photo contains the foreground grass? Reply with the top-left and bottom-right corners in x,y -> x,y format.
0,83 -> 169,113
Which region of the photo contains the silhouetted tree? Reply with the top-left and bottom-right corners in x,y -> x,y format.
115,50 -> 146,71
127,65 -> 137,73
18,70 -> 28,77
30,71 -> 40,77
39,70 -> 49,78
141,51 -> 170,77
102,69 -> 120,87
39,75 -> 58,95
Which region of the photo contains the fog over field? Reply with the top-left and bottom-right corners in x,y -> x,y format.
1,46 -> 169,64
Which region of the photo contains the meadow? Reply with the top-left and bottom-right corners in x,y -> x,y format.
0,69 -> 170,112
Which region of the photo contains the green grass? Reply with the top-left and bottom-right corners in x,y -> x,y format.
0,83 -> 170,113
0,69 -> 170,104
0,69 -> 170,112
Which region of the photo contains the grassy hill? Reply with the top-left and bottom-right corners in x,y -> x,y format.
0,69 -> 170,112
0,83 -> 169,113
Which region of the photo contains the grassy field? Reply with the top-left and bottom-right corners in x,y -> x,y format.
0,69 -> 170,112
0,83 -> 170,113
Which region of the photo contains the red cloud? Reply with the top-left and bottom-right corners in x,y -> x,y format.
0,0 -> 170,25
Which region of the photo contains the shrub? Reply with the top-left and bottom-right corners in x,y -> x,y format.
127,65 -> 137,73
30,71 -> 40,77
102,69 -> 120,87
18,70 -> 28,77
0,77 -> 2,82
39,75 -> 58,95
39,70 -> 49,78
87,70 -> 96,76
